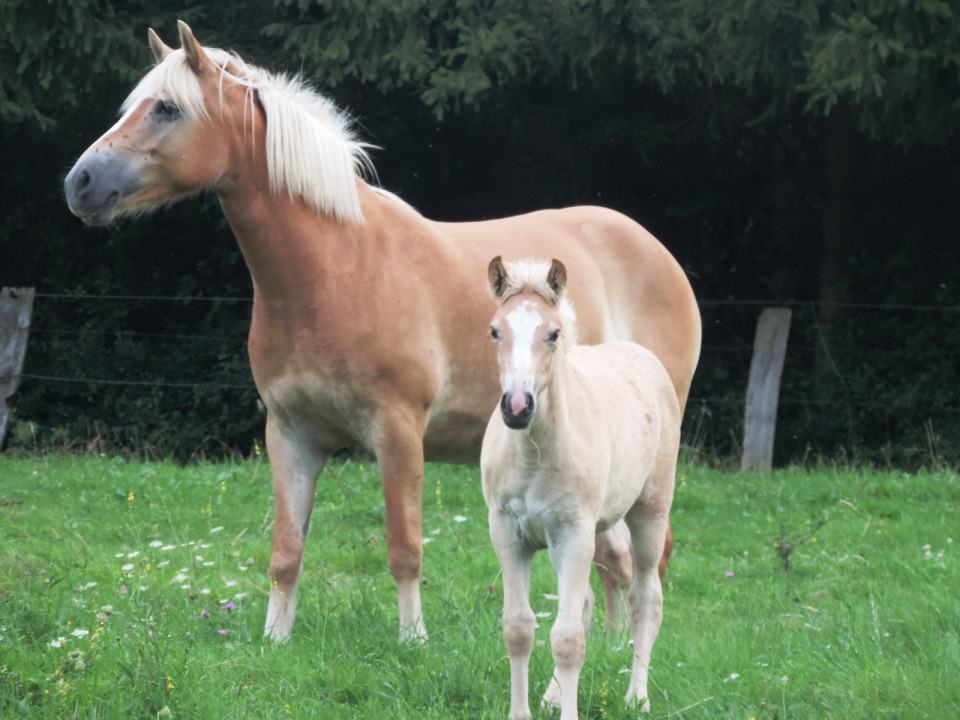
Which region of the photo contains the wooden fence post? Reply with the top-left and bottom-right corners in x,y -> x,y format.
0,287 -> 35,449
741,307 -> 792,472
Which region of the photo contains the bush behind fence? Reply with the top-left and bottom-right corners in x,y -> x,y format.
5,292 -> 960,467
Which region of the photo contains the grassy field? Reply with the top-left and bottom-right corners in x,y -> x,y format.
0,455 -> 957,719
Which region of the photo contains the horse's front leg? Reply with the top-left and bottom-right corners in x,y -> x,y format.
264,413 -> 328,642
542,522 -> 596,720
490,510 -> 536,720
373,408 -> 428,643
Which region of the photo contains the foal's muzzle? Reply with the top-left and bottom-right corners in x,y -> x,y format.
500,392 -> 534,430
64,150 -> 139,226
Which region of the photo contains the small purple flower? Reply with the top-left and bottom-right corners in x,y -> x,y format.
724,570 -> 735,578
217,628 -> 230,638
220,601 -> 237,612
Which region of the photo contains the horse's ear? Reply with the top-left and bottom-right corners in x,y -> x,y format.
177,19 -> 208,74
147,28 -> 172,64
547,258 -> 567,297
488,256 -> 509,300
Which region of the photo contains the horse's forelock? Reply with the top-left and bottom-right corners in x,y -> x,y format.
118,45 -> 371,223
500,259 -> 579,345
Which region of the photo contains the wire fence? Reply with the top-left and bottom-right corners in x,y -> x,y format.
9,290 -> 960,413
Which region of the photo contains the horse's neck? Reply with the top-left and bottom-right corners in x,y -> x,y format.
217,176 -> 373,309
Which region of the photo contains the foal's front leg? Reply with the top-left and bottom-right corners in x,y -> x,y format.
543,523 -> 596,720
373,408 -> 428,643
490,510 -> 536,720
264,414 -> 328,642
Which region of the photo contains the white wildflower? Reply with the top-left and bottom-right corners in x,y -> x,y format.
126,551 -> 140,559
71,628 -> 89,639
724,673 -> 740,682
50,636 -> 67,648
453,515 -> 467,523
121,563 -> 135,574
224,580 -> 238,588
210,527 -> 224,534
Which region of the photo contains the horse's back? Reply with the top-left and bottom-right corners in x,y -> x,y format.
431,205 -> 701,407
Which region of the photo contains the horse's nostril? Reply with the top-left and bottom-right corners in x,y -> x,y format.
77,169 -> 91,189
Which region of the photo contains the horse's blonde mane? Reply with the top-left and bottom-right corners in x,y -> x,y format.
121,47 -> 373,224
501,259 -> 579,345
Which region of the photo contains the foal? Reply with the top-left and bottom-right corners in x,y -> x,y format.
480,257 -> 681,718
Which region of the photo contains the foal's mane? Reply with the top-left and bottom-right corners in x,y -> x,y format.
500,259 -> 579,346
121,47 -> 373,224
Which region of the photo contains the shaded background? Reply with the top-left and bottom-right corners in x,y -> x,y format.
2,0 -> 959,465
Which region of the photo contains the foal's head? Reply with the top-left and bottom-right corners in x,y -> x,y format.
487,256 -> 575,430
64,21 -> 369,226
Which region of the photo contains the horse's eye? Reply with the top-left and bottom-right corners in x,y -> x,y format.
546,329 -> 561,343
153,99 -> 180,120
490,326 -> 500,341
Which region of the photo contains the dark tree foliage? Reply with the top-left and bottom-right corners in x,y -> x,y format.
1,0 -> 958,465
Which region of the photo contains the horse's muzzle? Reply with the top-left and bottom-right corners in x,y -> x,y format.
64,150 -> 139,226
500,392 -> 534,430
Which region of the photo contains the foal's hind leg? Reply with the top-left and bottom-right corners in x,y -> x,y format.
594,521 -> 633,633
623,503 -> 670,712
264,414 -> 328,642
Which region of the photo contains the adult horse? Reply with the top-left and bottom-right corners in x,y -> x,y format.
63,22 -> 701,643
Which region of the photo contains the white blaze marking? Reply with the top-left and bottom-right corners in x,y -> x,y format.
504,301 -> 542,394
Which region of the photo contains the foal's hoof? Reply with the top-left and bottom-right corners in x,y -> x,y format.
398,621 -> 428,645
625,691 -> 651,714
541,676 -> 562,711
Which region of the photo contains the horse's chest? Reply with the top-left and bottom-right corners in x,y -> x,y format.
261,371 -> 373,451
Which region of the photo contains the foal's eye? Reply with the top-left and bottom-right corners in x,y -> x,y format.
490,326 -> 500,341
152,99 -> 181,120
546,329 -> 561,343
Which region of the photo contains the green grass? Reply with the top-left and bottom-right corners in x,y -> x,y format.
0,456 -> 958,719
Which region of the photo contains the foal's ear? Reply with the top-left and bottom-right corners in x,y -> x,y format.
547,258 -> 567,296
177,19 -> 208,74
488,255 -> 509,300
147,28 -> 172,64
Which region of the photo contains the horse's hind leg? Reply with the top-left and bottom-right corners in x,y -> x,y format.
594,521 -> 633,633
373,408 -> 428,643
264,414 -> 327,642
623,502 -> 670,712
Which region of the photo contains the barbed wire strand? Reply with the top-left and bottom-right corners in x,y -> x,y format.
24,291 -> 960,312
